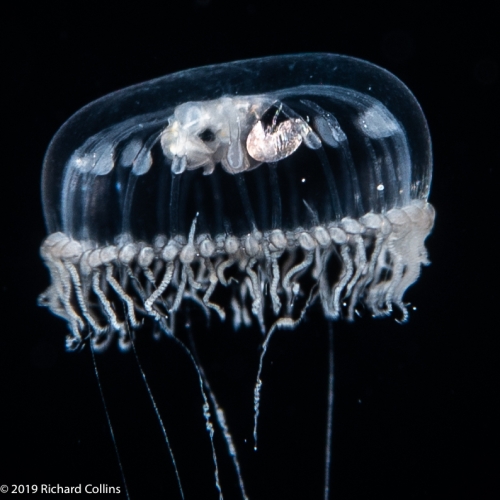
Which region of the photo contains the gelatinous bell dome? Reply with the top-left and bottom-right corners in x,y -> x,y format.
42,53 -> 432,243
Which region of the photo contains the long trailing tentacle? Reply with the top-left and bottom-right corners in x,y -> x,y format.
253,283 -> 317,450
125,322 -> 186,500
89,345 -> 131,500
323,321 -> 334,500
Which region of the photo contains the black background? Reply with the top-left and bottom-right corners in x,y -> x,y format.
1,1 -> 498,499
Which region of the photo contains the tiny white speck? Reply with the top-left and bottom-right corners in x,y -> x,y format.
301,178 -> 306,183
377,184 -> 385,191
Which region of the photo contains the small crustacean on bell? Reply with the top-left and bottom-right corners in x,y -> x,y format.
246,103 -> 322,163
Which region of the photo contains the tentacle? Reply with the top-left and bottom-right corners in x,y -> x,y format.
269,254 -> 282,315
245,257 -> 265,333
282,250 -> 314,292
53,259 -> 85,346
171,265 -> 188,313
202,259 -> 225,320
65,261 -> 106,334
105,263 -> 140,328
216,257 -> 235,285
253,283 -> 317,449
145,261 -> 174,315
91,270 -> 123,332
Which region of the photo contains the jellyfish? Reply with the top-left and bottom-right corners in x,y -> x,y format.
39,54 -> 434,499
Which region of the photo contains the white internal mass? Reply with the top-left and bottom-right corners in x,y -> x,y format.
161,96 -> 273,175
